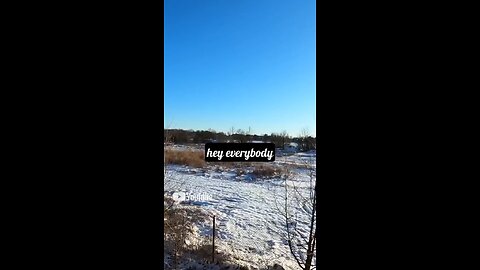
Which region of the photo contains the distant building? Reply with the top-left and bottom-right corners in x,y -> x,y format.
283,142 -> 299,153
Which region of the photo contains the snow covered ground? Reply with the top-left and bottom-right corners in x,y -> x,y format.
164,151 -> 316,270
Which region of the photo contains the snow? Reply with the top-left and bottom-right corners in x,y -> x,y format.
164,152 -> 316,270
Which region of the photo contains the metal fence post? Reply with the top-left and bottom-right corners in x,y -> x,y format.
212,215 -> 215,263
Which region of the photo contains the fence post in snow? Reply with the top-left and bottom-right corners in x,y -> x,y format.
212,215 -> 215,263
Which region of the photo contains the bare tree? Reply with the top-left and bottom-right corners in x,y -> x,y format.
274,155 -> 316,270
226,126 -> 235,142
228,126 -> 235,136
300,128 -> 309,138
280,130 -> 289,148
299,128 -> 313,151
270,132 -> 283,149
233,128 -> 247,143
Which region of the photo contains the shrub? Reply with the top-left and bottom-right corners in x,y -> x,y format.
236,168 -> 247,176
251,164 -> 283,178
165,149 -> 205,168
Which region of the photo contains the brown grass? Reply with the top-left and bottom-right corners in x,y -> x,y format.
164,149 -> 288,180
163,198 -> 285,270
186,242 -> 233,265
165,149 -> 205,168
252,164 -> 285,178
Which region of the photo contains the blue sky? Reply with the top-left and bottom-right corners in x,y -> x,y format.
164,0 -> 316,137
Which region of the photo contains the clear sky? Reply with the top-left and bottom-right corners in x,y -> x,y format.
164,0 -> 316,137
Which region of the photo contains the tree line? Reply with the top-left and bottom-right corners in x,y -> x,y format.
164,128 -> 316,151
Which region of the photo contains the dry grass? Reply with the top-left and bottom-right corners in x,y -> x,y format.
251,164 -> 278,178
220,163 -> 286,178
252,164 -> 285,178
165,149 -> 205,168
163,202 -> 236,269
164,149 -> 287,179
163,197 -> 286,270
186,242 -> 233,265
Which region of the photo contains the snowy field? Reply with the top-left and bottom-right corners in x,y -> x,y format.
164,149 -> 316,270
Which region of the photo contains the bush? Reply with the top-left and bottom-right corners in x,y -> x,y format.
236,168 -> 247,176
165,149 -> 205,168
251,164 -> 284,178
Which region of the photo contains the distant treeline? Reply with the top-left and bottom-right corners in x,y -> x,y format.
164,128 -> 316,151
